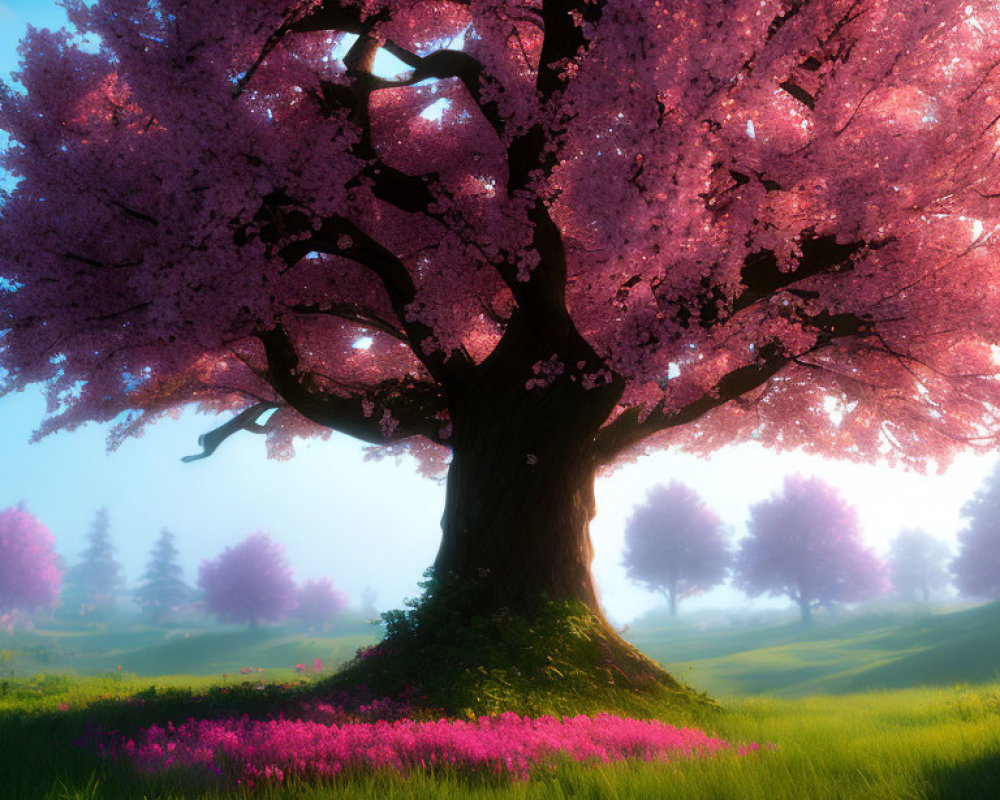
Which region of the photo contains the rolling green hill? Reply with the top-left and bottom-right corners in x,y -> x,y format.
627,602 -> 1000,696
0,622 -> 378,677
3,603 -> 999,698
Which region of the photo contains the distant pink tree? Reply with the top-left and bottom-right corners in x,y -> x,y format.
735,475 -> 886,622
951,464 -> 1000,600
0,505 -> 62,619
198,532 -> 296,627
623,482 -> 729,616
295,578 -> 349,630
0,506 -> 62,626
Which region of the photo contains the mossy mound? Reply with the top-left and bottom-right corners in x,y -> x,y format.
320,574 -> 715,721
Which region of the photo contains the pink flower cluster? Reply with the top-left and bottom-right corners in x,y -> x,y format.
107,712 -> 757,783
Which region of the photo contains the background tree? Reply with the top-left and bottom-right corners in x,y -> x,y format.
135,528 -> 192,622
360,586 -> 378,620
5,1 -> 1000,679
735,476 -> 886,623
951,464 -> 1000,600
294,578 -> 349,630
198,532 -> 296,627
0,505 -> 62,620
61,507 -> 123,620
623,482 -> 730,616
887,528 -> 951,603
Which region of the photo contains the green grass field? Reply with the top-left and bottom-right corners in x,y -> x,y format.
630,601 -> 1000,696
0,619 -> 378,677
1,604 -> 999,799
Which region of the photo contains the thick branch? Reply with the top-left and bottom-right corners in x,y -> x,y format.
593,348 -> 789,463
277,213 -> 474,388
778,79 -> 816,109
181,402 -> 278,462
258,325 -> 446,445
290,301 -> 406,341
246,1 -> 602,385
594,308 -> 877,462
405,48 -> 505,138
677,234 -> 891,330
289,1 -> 382,34
296,17 -> 506,141
234,3 -> 380,98
734,234 -> 883,314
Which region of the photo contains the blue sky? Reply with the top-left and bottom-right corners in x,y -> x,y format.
0,1 -> 995,622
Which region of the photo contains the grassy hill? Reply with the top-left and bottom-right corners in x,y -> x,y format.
0,621 -> 378,677
3,605 -> 1000,798
3,603 -> 999,699
627,601 -> 1000,696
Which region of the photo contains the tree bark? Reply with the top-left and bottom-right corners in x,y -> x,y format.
434,373 -> 614,615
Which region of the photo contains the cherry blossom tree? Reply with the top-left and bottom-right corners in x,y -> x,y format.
951,463 -> 1000,600
4,1 -> 1000,664
623,482 -> 729,616
887,527 -> 951,603
295,577 -> 350,629
198,532 -> 297,627
735,475 -> 886,622
135,528 -> 193,622
0,505 -> 62,620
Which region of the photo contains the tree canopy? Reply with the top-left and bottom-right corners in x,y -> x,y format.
2,0 -> 1000,472
735,474 -> 885,621
623,481 -> 729,615
0,504 -> 62,617
198,532 -> 297,626
295,577 -> 349,629
951,464 -> 1000,600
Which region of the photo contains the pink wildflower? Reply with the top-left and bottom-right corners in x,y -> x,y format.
99,710 -> 764,784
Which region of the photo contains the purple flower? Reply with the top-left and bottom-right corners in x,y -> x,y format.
96,706 -> 763,784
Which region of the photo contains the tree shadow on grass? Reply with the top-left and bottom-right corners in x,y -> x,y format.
924,752 -> 1000,800
0,681 -> 332,799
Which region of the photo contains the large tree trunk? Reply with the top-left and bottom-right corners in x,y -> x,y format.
340,336 -> 699,710
434,373 -> 611,616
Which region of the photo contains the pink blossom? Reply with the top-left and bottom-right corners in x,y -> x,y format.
198,533 -> 297,627
0,506 -> 62,616
98,710 -> 760,783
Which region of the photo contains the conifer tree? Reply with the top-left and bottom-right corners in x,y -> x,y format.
60,507 -> 124,619
135,528 -> 192,622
